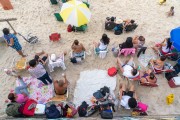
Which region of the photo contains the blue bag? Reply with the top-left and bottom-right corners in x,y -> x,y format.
45,104 -> 61,119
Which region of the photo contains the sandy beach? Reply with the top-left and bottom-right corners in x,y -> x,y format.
0,0 -> 180,118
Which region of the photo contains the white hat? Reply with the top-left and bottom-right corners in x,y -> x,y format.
116,18 -> 123,24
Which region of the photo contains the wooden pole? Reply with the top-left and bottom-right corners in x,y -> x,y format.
0,18 -> 17,34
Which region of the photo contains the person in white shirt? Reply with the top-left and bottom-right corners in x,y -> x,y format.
94,33 -> 110,53
28,59 -> 52,85
119,82 -> 137,109
117,57 -> 139,79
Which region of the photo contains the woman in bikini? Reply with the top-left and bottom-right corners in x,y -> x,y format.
152,38 -> 172,55
140,69 -> 157,84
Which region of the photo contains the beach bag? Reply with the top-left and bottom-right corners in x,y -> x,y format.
169,54 -> 178,61
173,63 -> 180,74
6,102 -> 22,117
93,90 -> 104,100
108,67 -> 117,77
45,104 -> 61,119
165,71 -> 178,81
137,102 -> 148,112
100,109 -> 113,119
22,99 -> 37,116
66,102 -> 77,118
67,25 -> 72,32
78,101 -> 89,117
114,30 -> 122,35
70,57 -> 77,63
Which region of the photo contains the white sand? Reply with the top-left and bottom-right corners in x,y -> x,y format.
0,0 -> 180,117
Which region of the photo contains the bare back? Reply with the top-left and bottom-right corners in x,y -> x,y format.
72,43 -> 85,53
54,81 -> 67,95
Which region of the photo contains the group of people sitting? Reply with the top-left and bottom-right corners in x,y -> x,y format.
5,28 -> 176,116
105,17 -> 138,35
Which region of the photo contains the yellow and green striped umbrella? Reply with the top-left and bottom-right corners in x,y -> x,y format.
60,0 -> 91,27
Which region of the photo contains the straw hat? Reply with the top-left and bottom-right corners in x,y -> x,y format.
116,18 -> 123,24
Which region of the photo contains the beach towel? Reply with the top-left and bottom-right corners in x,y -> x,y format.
16,77 -> 54,104
73,69 -> 116,107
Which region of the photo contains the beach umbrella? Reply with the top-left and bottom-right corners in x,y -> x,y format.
60,0 -> 91,27
170,27 -> 180,51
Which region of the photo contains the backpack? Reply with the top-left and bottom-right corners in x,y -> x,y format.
137,102 -> 148,112
165,71 -> 178,81
78,101 -> 89,117
70,57 -> 77,63
45,104 -> 61,119
108,67 -> 117,77
22,99 -> 37,116
114,24 -> 123,35
67,24 -> 72,32
100,104 -> 113,119
6,102 -> 22,117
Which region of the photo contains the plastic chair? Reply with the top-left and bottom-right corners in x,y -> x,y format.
54,13 -> 63,21
71,51 -> 86,60
139,76 -> 158,87
48,53 -> 66,72
149,62 -> 174,74
94,46 -> 108,59
118,48 -> 136,57
49,33 -> 61,42
128,74 -> 141,81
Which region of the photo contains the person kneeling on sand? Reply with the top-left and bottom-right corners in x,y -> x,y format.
71,40 -> 86,58
8,76 -> 31,103
53,74 -> 69,95
117,57 -> 140,79
119,82 -> 137,109
149,56 -> 166,71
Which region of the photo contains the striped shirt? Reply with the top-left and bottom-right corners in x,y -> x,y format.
28,63 -> 46,78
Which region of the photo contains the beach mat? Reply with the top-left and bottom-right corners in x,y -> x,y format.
16,77 -> 54,104
73,69 -> 117,107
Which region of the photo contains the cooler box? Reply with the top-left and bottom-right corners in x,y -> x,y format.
35,104 -> 46,115
168,77 -> 180,88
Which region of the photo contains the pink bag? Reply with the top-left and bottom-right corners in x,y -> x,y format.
137,102 -> 148,112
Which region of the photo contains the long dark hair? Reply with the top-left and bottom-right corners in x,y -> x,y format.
101,34 -> 110,45
120,37 -> 133,49
166,38 -> 172,50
